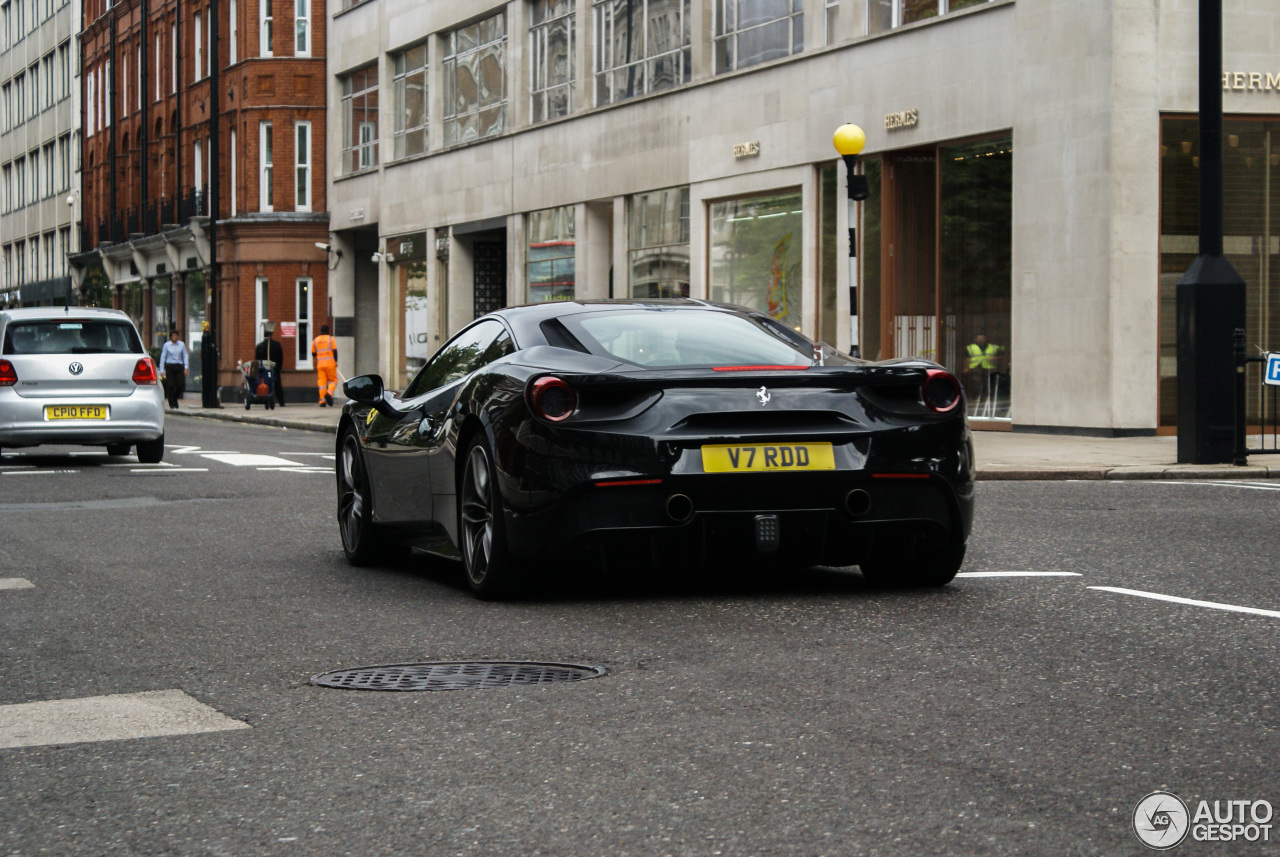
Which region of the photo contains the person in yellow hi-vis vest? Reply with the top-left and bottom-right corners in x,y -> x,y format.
311,325 -> 339,407
964,332 -> 1008,413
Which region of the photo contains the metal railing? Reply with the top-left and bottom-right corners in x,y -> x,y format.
1233,328 -> 1280,465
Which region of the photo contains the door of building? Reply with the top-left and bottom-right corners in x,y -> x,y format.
473,240 -> 506,318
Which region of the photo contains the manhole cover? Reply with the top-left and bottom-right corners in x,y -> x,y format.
309,661 -> 606,692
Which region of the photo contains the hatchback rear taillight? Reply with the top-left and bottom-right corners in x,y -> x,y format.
529,376 -> 576,422
132,357 -> 158,385
922,369 -> 962,413
0,359 -> 16,386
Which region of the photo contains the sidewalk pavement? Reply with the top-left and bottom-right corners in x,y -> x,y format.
165,398 -> 1280,481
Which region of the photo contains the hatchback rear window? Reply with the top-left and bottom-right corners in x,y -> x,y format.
562,309 -> 813,368
3,320 -> 144,355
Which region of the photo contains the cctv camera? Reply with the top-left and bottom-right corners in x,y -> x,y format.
314,242 -> 331,252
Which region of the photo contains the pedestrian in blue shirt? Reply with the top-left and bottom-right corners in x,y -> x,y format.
158,328 -> 189,409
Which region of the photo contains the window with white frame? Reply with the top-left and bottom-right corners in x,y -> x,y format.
230,0 -> 237,62
58,133 -> 69,190
136,44 -> 141,110
593,0 -> 689,105
1,83 -> 9,132
15,240 -> 23,284
194,11 -> 203,79
42,53 -> 52,108
194,138 -> 204,204
42,142 -> 52,197
340,66 -> 378,173
294,121 -> 310,210
14,73 -> 23,126
260,0 -> 272,57
2,165 -> 10,212
255,276 -> 269,344
85,71 -> 93,134
295,277 -> 312,367
294,0 -> 308,55
28,149 -> 37,199
391,43 -> 427,159
529,0 -> 573,123
15,156 -> 24,207
868,0 -> 991,33
259,120 -> 273,210
58,226 -> 69,274
28,62 -> 38,118
104,61 -> 111,125
171,23 -> 177,92
1,3 -> 8,52
442,13 -> 506,146
155,32 -> 161,100
59,42 -> 70,100
713,0 -> 803,73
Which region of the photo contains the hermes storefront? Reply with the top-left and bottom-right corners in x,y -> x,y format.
327,0 -> 1280,435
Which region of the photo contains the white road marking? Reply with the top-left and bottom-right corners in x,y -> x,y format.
2,470 -> 78,476
201,453 -> 302,467
130,467 -> 210,473
276,452 -> 335,458
1090,586 -> 1280,620
957,571 -> 1083,578
0,578 -> 35,590
1154,480 -> 1280,491
0,690 -> 250,750
258,466 -> 329,473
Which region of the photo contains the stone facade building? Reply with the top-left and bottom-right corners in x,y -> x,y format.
0,0 -> 80,308
323,0 -> 1279,435
71,0 -> 328,401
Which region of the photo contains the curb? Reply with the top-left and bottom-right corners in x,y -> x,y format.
168,409 -> 1280,480
167,408 -> 339,435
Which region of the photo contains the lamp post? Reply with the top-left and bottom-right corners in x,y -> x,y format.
1175,0 -> 1245,462
833,124 -> 868,358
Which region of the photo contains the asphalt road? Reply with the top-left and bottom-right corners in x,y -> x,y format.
2,417 -> 1279,856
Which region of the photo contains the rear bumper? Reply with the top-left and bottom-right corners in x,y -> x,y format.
504,470 -> 972,566
0,386 -> 165,446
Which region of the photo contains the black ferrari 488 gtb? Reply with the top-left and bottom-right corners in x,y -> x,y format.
336,300 -> 974,597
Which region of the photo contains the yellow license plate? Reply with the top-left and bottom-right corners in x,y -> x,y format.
45,405 -> 108,420
701,442 -> 835,473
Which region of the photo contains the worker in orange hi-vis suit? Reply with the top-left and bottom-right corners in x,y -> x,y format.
311,324 -> 339,407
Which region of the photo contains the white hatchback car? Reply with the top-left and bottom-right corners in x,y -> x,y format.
0,307 -> 166,462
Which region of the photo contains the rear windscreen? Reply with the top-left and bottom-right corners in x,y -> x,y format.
562,309 -> 813,368
3,320 -> 144,355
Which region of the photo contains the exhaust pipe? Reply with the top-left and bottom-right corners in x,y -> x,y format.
845,488 -> 872,517
665,493 -> 694,523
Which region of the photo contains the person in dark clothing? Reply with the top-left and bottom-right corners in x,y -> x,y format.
254,321 -> 287,407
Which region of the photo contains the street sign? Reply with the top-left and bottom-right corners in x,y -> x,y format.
1266,352 -> 1280,386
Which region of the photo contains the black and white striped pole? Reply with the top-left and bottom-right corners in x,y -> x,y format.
834,124 -> 868,359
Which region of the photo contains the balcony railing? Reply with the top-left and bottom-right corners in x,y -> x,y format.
86,187 -> 209,250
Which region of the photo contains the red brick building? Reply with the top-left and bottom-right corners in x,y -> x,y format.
71,0 -> 328,402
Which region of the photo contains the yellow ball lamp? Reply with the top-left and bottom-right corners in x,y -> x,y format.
832,123 -> 866,157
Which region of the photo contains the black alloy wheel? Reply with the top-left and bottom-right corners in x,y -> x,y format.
337,430 -> 383,565
459,438 -> 520,598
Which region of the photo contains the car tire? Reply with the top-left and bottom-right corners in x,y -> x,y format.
459,437 -> 522,599
106,442 -> 130,456
860,540 -> 965,588
136,436 -> 164,464
336,429 -> 396,566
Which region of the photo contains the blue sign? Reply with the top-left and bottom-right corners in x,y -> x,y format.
1267,352 -> 1280,386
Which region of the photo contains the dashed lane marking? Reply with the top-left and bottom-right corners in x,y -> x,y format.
0,690 -> 251,750
1090,586 -> 1280,620
1153,480 -> 1280,491
0,579 -> 35,590
2,469 -> 78,476
957,571 -> 1083,578
200,453 -> 303,468
129,467 -> 210,474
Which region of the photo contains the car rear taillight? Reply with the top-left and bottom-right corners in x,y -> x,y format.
922,369 -> 962,413
0,359 -> 16,386
529,376 -> 576,422
132,357 -> 158,385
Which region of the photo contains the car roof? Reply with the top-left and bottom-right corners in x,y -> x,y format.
487,299 -> 754,345
0,306 -> 133,323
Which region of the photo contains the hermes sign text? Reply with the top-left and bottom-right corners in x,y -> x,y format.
1223,72 -> 1280,92
884,109 -> 919,130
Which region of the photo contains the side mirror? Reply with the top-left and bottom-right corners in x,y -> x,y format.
343,374 -> 383,402
343,374 -> 406,419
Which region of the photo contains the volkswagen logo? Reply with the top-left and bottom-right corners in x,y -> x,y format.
68,362 -> 84,376
756,386 -> 771,406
